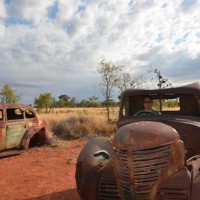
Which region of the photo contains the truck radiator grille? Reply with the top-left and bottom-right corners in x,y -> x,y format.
156,189 -> 189,200
98,180 -> 120,200
114,144 -> 171,200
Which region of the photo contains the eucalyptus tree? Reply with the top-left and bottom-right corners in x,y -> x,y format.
0,84 -> 21,103
34,93 -> 56,114
97,60 -> 123,121
148,68 -> 173,111
116,73 -> 145,93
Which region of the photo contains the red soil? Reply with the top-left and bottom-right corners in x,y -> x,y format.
0,139 -> 87,200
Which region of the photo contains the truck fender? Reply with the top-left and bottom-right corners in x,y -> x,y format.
76,137 -> 112,200
187,155 -> 200,200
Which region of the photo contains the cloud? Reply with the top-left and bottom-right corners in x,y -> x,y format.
6,0 -> 56,24
181,0 -> 200,12
0,0 -> 7,19
0,0 -> 200,104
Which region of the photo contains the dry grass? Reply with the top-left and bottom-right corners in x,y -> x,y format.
162,107 -> 180,111
54,115 -> 116,139
39,107 -> 118,139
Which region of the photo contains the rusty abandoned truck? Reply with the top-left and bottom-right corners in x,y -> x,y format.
76,82 -> 200,200
0,104 -> 53,156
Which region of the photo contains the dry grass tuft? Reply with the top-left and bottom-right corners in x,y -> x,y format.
53,114 -> 116,139
39,108 -> 118,139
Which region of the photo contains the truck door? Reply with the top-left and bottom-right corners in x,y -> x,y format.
6,108 -> 28,149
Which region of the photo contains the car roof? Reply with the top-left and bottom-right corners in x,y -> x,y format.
121,82 -> 200,98
0,103 -> 33,109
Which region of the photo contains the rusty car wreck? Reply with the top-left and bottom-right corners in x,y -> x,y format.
0,103 -> 53,156
76,82 -> 200,200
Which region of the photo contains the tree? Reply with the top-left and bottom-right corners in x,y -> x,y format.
154,69 -> 172,89
88,96 -> 100,107
116,73 -> 145,93
69,97 -> 76,107
34,93 -> 56,114
78,99 -> 90,107
148,68 -> 172,89
57,94 -> 70,107
97,60 -> 123,121
148,68 -> 172,111
0,84 -> 21,103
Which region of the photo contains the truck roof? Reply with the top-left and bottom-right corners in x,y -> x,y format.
121,82 -> 200,98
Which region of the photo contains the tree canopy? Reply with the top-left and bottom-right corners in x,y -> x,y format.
34,93 -> 56,113
0,84 -> 21,103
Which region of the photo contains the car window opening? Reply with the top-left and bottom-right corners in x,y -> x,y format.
7,108 -> 24,120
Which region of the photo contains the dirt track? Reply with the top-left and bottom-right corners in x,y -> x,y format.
0,139 -> 87,200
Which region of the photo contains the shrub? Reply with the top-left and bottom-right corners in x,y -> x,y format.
53,115 -> 116,139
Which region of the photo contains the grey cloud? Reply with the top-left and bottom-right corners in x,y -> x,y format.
6,0 -> 55,24
63,19 -> 80,37
0,1 -> 6,19
181,0 -> 199,12
168,52 -> 200,81
134,45 -> 200,86
136,46 -> 163,62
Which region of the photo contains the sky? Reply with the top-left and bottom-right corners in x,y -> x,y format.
0,0 -> 200,104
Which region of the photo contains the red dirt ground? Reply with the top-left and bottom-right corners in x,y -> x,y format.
0,139 -> 88,200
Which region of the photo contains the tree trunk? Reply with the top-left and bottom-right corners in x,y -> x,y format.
106,98 -> 110,121
107,104 -> 110,121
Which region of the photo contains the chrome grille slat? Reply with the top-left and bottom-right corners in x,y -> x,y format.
113,143 -> 172,200
134,163 -> 167,172
134,151 -> 171,161
134,172 -> 160,178
134,145 -> 171,154
134,168 -> 161,174
98,180 -> 120,200
135,177 -> 158,183
134,159 -> 168,167
156,189 -> 189,200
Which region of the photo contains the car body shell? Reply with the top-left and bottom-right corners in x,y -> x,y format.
0,103 -> 53,153
76,82 -> 200,200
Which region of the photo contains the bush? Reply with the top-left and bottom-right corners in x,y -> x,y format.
53,115 -> 116,139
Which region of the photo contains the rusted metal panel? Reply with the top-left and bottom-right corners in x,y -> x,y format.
157,167 -> 191,200
161,120 -> 200,159
6,122 -> 28,149
113,121 -> 180,149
